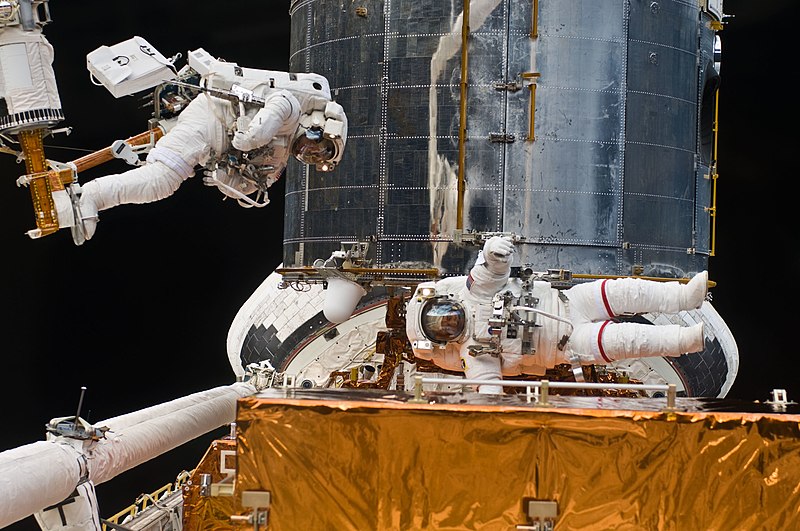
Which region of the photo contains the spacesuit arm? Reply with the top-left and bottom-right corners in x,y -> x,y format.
467,236 -> 515,300
231,90 -> 301,152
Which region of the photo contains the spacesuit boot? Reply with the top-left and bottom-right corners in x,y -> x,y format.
604,271 -> 708,315
587,321 -> 705,362
678,322 -> 706,353
460,348 -> 504,394
52,187 -> 98,241
77,193 -> 99,241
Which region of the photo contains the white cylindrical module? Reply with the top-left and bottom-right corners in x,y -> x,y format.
0,24 -> 63,132
0,382 -> 256,528
0,441 -> 84,528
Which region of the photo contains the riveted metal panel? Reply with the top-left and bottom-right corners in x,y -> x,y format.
286,0 -> 716,278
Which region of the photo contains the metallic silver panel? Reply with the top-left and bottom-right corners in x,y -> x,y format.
286,0 -> 716,279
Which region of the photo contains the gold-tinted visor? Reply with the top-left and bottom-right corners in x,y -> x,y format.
420,298 -> 466,343
292,129 -> 337,165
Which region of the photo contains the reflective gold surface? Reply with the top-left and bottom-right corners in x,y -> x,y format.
19,128 -> 60,237
235,392 -> 800,530
183,438 -> 246,531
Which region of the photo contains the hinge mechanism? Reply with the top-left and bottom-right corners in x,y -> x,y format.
493,79 -> 523,92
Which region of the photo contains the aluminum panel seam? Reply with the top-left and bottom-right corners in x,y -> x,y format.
626,88 -> 697,105
496,0 -> 509,233
625,139 -> 697,154
304,3 -> 312,72
283,236 -> 359,245
376,0 -> 392,265
628,38 -> 700,56
617,0 -> 630,273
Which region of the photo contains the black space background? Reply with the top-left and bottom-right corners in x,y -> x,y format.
1,1 -> 797,528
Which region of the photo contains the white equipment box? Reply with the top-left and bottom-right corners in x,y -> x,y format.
87,36 -> 175,98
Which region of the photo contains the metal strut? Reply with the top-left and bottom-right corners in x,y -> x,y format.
456,0 -> 471,231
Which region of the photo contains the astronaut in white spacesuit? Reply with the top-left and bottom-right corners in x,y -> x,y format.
406,236 -> 707,394
58,52 -> 347,240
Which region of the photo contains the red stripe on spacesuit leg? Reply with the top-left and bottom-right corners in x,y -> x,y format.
600,279 -> 615,318
597,320 -> 613,363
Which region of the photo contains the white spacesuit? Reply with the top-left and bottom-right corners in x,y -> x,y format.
58,50 -> 347,240
406,236 -> 707,394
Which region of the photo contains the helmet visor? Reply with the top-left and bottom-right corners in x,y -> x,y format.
420,298 -> 466,343
292,128 -> 337,165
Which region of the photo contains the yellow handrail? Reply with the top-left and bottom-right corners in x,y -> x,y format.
102,471 -> 191,530
522,72 -> 540,141
707,87 -> 720,257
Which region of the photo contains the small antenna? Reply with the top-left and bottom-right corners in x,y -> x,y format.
74,386 -> 87,422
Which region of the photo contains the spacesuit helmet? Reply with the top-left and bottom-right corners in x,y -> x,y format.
419,297 -> 467,343
291,102 -> 346,172
292,126 -> 337,166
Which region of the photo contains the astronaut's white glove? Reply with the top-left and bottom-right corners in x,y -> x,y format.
232,90 -> 300,153
482,236 -> 515,275
324,100 -> 347,123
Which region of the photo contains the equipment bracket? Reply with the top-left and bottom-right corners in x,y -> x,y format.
516,499 -> 558,530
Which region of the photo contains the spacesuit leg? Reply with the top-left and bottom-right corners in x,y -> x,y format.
568,321 -> 704,364
62,93 -> 231,240
460,348 -> 504,394
567,272 -> 708,319
76,160 -> 190,239
606,271 -> 708,314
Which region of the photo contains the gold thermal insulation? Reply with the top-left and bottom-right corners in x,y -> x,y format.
18,128 -> 61,237
182,438 -> 244,531
225,394 -> 800,530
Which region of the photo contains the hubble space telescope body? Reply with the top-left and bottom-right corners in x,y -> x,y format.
4,0 -> 800,530
231,0 -> 737,398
